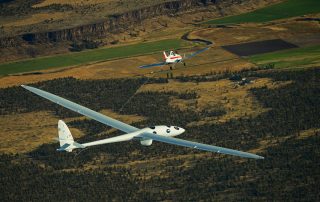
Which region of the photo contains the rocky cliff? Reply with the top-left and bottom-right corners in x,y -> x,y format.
0,0 -> 260,48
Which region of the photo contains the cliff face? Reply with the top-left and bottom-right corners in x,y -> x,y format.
0,0 -> 245,47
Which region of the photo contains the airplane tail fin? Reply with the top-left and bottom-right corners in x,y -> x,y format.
58,120 -> 74,146
163,51 -> 168,60
57,120 -> 84,152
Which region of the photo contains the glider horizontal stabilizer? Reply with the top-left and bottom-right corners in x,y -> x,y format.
57,142 -> 85,152
139,132 -> 264,159
57,143 -> 71,151
21,85 -> 139,134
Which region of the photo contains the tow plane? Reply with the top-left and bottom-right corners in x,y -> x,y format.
139,47 -> 210,69
21,85 -> 264,159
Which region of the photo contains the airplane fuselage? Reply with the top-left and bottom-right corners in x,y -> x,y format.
164,51 -> 183,64
165,55 -> 182,64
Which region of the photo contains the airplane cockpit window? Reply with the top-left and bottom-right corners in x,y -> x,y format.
174,126 -> 179,130
166,129 -> 170,133
149,126 -> 155,129
166,125 -> 171,128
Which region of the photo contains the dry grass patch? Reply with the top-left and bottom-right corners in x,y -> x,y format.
296,128 -> 320,140
81,151 -> 218,178
0,108 -> 144,154
249,128 -> 319,155
194,18 -> 320,48
249,135 -> 291,154
0,111 -> 84,154
0,55 -> 154,88
3,12 -> 70,27
191,26 -> 275,46
139,78 -> 289,124
32,0 -> 116,7
100,109 -> 146,125
98,109 -> 146,135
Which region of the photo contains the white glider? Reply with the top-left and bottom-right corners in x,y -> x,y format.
21,85 -> 264,159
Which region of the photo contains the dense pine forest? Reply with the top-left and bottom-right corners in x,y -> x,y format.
0,68 -> 319,201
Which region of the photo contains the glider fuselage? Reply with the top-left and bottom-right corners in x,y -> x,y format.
83,125 -> 185,147
142,125 -> 185,137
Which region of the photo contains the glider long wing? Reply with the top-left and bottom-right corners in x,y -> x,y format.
139,62 -> 167,68
139,132 -> 264,159
21,85 -> 139,134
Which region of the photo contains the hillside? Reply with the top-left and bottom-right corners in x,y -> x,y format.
0,0 -> 278,38
0,0 -> 279,63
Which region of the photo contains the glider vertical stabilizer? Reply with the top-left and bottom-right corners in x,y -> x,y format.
57,120 -> 84,152
58,120 -> 74,146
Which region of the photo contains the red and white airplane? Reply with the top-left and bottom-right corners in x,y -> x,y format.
139,47 -> 209,69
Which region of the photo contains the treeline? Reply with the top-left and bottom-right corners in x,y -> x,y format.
175,64 -> 275,83
0,68 -> 319,201
0,77 -> 167,118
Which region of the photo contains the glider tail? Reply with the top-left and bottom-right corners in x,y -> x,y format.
163,51 -> 168,60
57,120 -> 84,152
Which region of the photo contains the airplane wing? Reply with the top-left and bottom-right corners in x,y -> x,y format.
139,132 -> 264,159
139,62 -> 167,68
184,47 -> 210,60
21,85 -> 139,134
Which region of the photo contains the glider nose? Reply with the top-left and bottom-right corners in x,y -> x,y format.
173,126 -> 185,135
179,127 -> 186,134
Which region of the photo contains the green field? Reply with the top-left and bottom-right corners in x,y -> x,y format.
0,39 -> 186,76
206,0 -> 320,24
249,45 -> 320,69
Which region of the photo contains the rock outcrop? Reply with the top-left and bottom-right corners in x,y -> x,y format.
0,0 -> 262,47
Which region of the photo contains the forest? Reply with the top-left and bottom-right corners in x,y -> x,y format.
0,67 -> 319,201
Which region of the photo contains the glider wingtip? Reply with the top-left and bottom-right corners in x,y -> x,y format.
21,84 -> 32,89
254,155 -> 264,160
21,84 -> 32,90
244,152 -> 264,160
